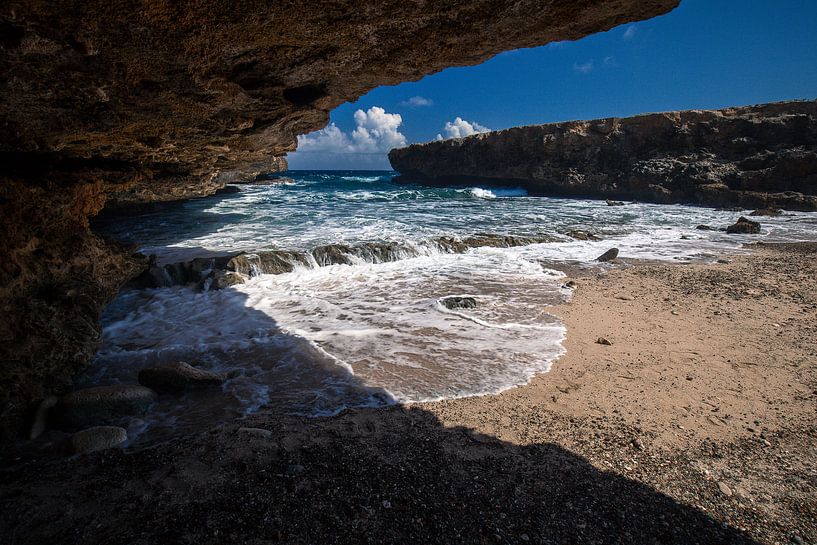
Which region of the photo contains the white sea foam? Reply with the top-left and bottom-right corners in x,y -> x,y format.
468,187 -> 529,199
86,171 -> 817,443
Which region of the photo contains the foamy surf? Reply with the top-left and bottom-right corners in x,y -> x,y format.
85,170 -> 817,444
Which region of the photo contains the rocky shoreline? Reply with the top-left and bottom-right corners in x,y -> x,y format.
389,100 -> 817,211
1,1 -> 681,437
1,242 -> 814,544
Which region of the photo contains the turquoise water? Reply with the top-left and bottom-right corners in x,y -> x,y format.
87,170 -> 817,443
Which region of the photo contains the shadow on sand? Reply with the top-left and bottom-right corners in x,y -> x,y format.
0,283 -> 761,545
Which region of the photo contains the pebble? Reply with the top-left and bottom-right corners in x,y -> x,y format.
616,295 -> 634,301
631,437 -> 645,451
563,280 -> 578,289
595,337 -> 613,346
792,535 -> 804,545
670,310 -> 680,315
717,481 -> 733,497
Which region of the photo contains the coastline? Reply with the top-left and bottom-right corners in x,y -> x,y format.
1,242 -> 815,544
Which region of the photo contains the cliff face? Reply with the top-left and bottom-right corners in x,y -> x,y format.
389,101 -> 817,210
0,1 -> 680,439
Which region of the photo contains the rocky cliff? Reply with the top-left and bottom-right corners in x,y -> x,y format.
0,1 -> 680,439
389,101 -> 817,210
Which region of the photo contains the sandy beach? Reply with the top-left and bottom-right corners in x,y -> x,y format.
1,242 -> 815,544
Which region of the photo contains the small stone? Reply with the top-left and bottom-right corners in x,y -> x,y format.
717,481 -> 733,497
606,199 -> 625,206
440,296 -> 477,310
631,437 -> 645,451
792,535 -> 804,545
382,500 -> 392,509
596,337 -> 613,346
596,248 -> 619,262
616,295 -> 634,301
671,310 -> 679,315
69,426 -> 127,454
238,427 -> 273,439
716,258 -> 731,264
734,485 -> 751,500
138,361 -> 226,392
521,534 -> 530,542
286,464 -> 305,476
562,280 -> 578,289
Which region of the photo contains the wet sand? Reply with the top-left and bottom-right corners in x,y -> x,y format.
1,242 -> 815,544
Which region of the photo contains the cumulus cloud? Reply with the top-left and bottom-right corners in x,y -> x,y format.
296,106 -> 407,154
288,106 -> 407,169
573,60 -> 594,74
623,25 -> 637,40
400,96 -> 433,107
435,117 -> 490,141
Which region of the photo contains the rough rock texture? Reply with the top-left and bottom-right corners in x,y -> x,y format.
0,0 -> 679,439
52,384 -> 157,430
68,425 -> 127,454
137,362 -> 226,393
389,101 -> 817,210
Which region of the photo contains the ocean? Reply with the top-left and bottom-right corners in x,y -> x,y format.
88,170 -> 817,443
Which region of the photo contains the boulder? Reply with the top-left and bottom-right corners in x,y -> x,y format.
440,296 -> 477,310
138,362 -> 226,392
68,426 -> 128,454
726,217 -> 761,234
595,248 -> 619,262
749,207 -> 782,217
53,385 -> 157,430
212,271 -> 246,289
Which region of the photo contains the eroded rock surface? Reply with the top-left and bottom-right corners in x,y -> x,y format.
389,101 -> 817,210
0,0 -> 679,439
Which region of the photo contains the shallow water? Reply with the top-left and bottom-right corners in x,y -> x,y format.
87,170 -> 817,444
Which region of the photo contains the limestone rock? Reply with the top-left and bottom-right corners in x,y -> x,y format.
53,385 -> 157,430
726,217 -> 761,234
69,426 -> 127,454
0,0 -> 681,437
138,362 -> 226,393
390,101 -> 817,211
749,207 -> 782,216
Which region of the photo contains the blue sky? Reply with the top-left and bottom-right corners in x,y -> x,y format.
287,0 -> 817,170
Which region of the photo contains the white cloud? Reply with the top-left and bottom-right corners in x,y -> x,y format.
604,56 -> 617,67
296,106 -> 407,154
400,96 -> 433,107
288,106 -> 407,169
573,60 -> 594,74
623,25 -> 637,40
435,117 -> 490,140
